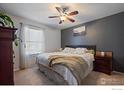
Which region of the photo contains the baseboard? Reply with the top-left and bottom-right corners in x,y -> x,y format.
14,65 -> 37,71
112,70 -> 124,75
14,68 -> 20,71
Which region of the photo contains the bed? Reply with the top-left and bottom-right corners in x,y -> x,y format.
36,45 -> 96,85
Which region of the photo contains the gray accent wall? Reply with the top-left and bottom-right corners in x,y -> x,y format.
61,12 -> 124,73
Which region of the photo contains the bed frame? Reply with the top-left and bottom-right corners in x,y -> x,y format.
38,45 -> 96,85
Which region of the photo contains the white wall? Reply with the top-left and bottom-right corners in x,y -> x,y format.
9,14 -> 61,71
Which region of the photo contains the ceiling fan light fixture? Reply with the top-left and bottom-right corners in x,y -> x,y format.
60,16 -> 66,21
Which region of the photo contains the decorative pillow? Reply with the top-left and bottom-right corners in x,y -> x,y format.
62,47 -> 75,53
74,48 -> 88,55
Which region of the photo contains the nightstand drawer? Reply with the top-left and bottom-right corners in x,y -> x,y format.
94,60 -> 111,66
94,64 -> 111,69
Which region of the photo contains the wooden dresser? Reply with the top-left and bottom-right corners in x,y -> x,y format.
93,51 -> 113,75
0,26 -> 17,85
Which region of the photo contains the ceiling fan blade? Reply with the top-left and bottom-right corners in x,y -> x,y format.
68,11 -> 79,16
48,16 -> 59,18
55,7 -> 62,13
59,20 -> 62,24
65,16 -> 75,22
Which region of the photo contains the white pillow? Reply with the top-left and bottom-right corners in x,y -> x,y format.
62,47 -> 75,53
74,48 -> 88,55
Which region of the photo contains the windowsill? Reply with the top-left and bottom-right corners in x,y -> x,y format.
26,53 -> 42,56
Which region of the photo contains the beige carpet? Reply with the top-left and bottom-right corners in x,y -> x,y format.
14,67 -> 55,85
82,71 -> 124,85
14,67 -> 124,85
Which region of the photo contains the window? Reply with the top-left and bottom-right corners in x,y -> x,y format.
24,26 -> 45,55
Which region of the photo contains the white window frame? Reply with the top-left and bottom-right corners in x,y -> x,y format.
23,25 -> 45,55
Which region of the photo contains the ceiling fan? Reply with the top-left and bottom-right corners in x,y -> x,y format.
48,7 -> 79,24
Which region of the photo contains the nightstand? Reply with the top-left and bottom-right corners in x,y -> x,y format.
93,51 -> 113,75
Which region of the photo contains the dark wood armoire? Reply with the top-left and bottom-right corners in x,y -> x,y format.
0,26 -> 17,85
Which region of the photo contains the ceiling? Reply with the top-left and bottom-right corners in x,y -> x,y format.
0,3 -> 124,29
